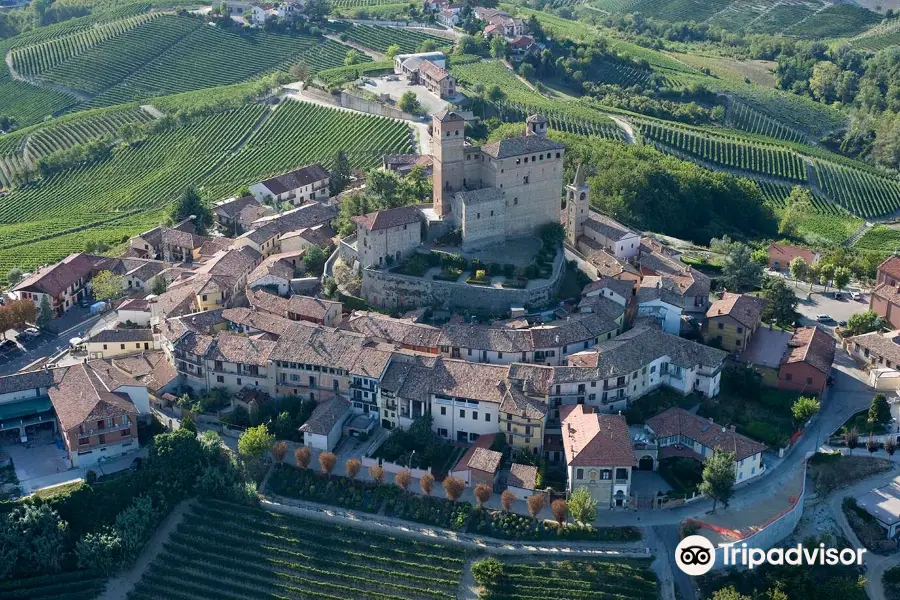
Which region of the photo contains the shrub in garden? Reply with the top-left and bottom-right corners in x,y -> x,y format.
501,490 -> 516,512
443,476 -> 465,502
369,464 -> 385,484
395,469 -> 411,492
420,472 -> 434,496
295,446 -> 311,469
551,499 -> 568,527
474,483 -> 492,507
472,557 -> 504,587
271,441 -> 287,464
527,494 -> 544,520
319,451 -> 337,477
345,458 -> 361,480
568,487 -> 598,523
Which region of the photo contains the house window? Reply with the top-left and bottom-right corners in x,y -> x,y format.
485,413 -> 490,422
217,375 -> 224,383
441,406 -> 446,415
735,339 -> 742,347
121,428 -> 131,437
78,437 -> 90,446
460,409 -> 465,418
737,327 -> 744,334
103,344 -> 108,350
717,322 -> 724,330
120,344 -> 125,350
601,470 -> 611,480
438,428 -> 448,437
576,468 -> 584,479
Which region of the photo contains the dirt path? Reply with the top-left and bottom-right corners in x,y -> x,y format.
98,499 -> 194,600
609,115 -> 636,144
457,556 -> 482,600
5,50 -> 92,102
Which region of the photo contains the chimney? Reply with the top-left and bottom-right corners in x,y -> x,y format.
708,417 -> 714,423
721,426 -> 726,433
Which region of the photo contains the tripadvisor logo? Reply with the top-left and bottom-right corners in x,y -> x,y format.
675,535 -> 866,576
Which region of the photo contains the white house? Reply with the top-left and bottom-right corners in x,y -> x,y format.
117,298 -> 152,327
249,164 -> 330,205
637,277 -> 684,335
299,396 -> 352,451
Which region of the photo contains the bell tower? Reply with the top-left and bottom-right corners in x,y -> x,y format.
565,163 -> 589,247
431,110 -> 466,217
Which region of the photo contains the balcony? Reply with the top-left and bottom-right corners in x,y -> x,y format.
615,478 -> 629,485
79,420 -> 132,436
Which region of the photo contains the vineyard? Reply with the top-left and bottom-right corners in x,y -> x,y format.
315,59 -> 394,87
327,22 -> 448,54
727,100 -> 807,144
0,62 -> 81,129
785,3 -> 881,38
854,226 -> 900,252
25,106 -> 155,161
493,100 -> 625,140
755,180 -> 840,214
589,59 -> 654,87
204,99 -> 413,198
10,12 -> 161,77
1,2 -> 153,50
0,569 -> 107,600
639,122 -> 808,182
813,160 -> 900,218
476,558 -> 658,600
127,499 -> 466,600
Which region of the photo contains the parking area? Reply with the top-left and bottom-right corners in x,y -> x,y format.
360,76 -> 450,115
1,429 -> 72,491
794,291 -> 869,328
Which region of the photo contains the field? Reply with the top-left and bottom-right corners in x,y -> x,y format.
0,569 -> 107,600
853,226 -> 900,252
0,62 -> 82,128
327,22 -> 449,54
639,121 -> 808,182
127,499 -> 467,600
813,160 -> 900,218
203,99 -> 414,199
475,558 -> 658,600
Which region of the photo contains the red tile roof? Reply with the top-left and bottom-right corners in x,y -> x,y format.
352,206 -> 421,231
880,256 -> 900,283
781,326 -> 835,375
646,407 -> 767,461
707,292 -> 767,329
768,243 -> 817,266
561,405 -> 635,467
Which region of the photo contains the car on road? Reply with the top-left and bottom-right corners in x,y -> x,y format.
0,339 -> 17,353
15,327 -> 40,342
816,314 -> 833,323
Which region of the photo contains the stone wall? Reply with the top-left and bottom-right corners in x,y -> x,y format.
361,249 -> 564,314
339,91 -> 417,121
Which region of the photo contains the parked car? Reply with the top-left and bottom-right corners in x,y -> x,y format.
851,291 -> 862,301
0,339 -> 17,352
838,320 -> 847,327
816,314 -> 833,322
834,292 -> 843,300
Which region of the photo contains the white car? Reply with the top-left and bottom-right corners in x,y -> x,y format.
816,314 -> 833,323
851,292 -> 862,301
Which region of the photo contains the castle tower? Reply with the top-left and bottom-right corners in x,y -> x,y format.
565,163 -> 589,247
525,114 -> 548,138
431,110 -> 466,217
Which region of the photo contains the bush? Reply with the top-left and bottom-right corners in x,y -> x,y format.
743,420 -> 785,447
472,557 -> 503,586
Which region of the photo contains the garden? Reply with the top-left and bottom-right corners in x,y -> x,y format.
469,507 -> 641,542
370,415 -> 462,473
471,557 -> 658,600
128,499 -> 468,600
658,457 -> 703,499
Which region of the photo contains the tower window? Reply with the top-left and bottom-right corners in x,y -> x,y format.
455,130 -> 460,136
477,213 -> 480,219
513,197 -> 518,205
524,157 -> 528,163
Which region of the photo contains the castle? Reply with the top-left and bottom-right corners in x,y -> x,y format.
429,110 -> 566,249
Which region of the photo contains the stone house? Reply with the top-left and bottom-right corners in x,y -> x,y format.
353,206 -> 423,269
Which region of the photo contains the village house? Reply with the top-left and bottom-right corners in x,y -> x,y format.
561,404 -> 635,508
129,219 -> 205,263
704,292 -> 767,355
775,326 -> 835,394
871,257 -> 900,329
412,59 -> 457,99
768,243 -> 818,272
213,196 -> 274,234
249,164 -> 330,206
248,289 -> 342,327
506,462 -> 539,499
299,396 -> 353,451
11,252 -> 104,317
84,329 -> 156,359
353,206 -> 423,269
450,436 -> 503,487
116,298 -> 152,327
646,407 -> 767,483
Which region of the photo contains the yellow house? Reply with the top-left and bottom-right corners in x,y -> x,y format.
704,292 -> 767,354
85,329 -> 156,359
499,384 -> 547,454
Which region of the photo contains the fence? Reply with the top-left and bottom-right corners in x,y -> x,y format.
339,91 -> 418,120
361,455 -> 432,478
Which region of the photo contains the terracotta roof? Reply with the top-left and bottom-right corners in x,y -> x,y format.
456,187 -> 505,206
214,195 -> 262,219
508,463 -> 538,490
299,396 -> 350,435
510,35 -> 535,49
781,326 -> 834,375
344,312 -> 442,349
769,243 -> 817,266
706,292 -> 767,329
209,333 -> 276,367
583,213 -> 634,242
647,407 -> 767,461
48,363 -> 137,432
848,330 -> 900,366
13,253 -> 102,297
434,109 -> 465,123
583,277 -> 634,299
418,59 -> 449,81
468,447 -> 503,473
873,282 -> 900,306
270,323 -> 368,372
561,405 -> 635,467
287,295 -> 342,321
452,433 -> 494,473
352,205 -> 421,231
0,369 -> 58,395
222,307 -> 293,336
500,384 -> 547,420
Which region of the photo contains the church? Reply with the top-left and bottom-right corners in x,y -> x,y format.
428,110 -> 566,249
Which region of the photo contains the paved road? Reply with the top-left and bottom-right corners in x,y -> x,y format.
0,312 -> 102,375
655,524 -> 697,600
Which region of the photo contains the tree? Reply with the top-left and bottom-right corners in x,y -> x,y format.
721,242 -> 764,292
527,494 -> 545,521
385,44 -> 401,59
869,393 -> 891,428
443,476 -> 465,502
792,396 -> 820,424
456,35 -> 478,55
318,451 -> 337,477
170,186 -> 212,235
500,489 -> 516,512
76,529 -> 122,572
471,557 -> 503,587
809,61 -> 840,103
344,49 -> 362,66
845,428 -> 859,454
115,495 -> 154,561
238,424 -> 274,459
760,277 -> 797,327
395,468 -> 411,492
37,295 -> 52,328
303,246 -> 326,275
819,262 -> 836,294
833,266 -> 851,293
6,267 -> 23,286
398,91 -> 422,115
91,270 -> 124,302
845,310 -> 885,337
295,446 -> 311,469
486,85 -> 505,103
698,450 -> 736,512
551,498 -> 567,527
180,413 -> 197,434
369,464 -> 385,484
778,187 -> 814,236
289,61 -> 310,83
568,487 -> 598,523
330,150 -> 351,195
712,587 -> 751,600
0,503 -> 68,578
489,36 -> 507,59
345,458 -> 361,480
272,441 -> 287,464
303,0 -> 329,21
118,122 -> 141,146
420,472 -> 434,496
149,275 -> 167,296
474,483 -> 492,507
518,62 -> 535,80
885,437 -> 897,457
868,435 -> 879,455
789,256 -> 808,285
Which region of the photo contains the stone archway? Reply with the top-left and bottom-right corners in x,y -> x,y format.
639,456 -> 654,471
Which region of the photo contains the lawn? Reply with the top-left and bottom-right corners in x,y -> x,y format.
808,453 -> 893,495
128,499 -> 468,600
472,557 -> 658,600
